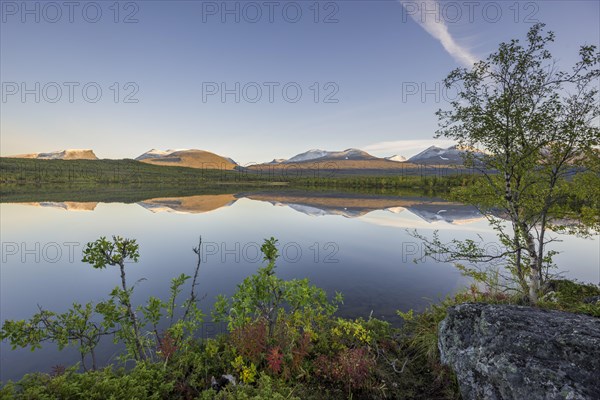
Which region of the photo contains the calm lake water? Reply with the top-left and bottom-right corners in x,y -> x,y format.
1,191 -> 599,382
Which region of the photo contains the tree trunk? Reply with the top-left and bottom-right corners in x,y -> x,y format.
521,227 -> 541,303
119,263 -> 145,360
91,347 -> 97,370
80,343 -> 88,372
529,270 -> 540,303
511,222 -> 529,293
505,173 -> 532,297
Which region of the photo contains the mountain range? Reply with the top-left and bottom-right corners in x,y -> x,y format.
6,145 -> 487,168
259,148 -> 412,170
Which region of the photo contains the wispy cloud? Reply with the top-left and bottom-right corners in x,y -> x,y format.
399,0 -> 478,66
364,139 -> 456,158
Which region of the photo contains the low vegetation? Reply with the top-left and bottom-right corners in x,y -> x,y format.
0,236 -> 454,399
294,174 -> 480,193
2,234 -> 598,399
0,155 -> 481,187
0,158 -> 275,186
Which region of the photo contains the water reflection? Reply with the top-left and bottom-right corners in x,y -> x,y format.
19,192 -> 485,225
1,191 -> 598,382
138,194 -> 238,214
22,202 -> 99,212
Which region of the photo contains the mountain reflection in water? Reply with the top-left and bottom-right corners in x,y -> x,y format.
17,193 -> 485,225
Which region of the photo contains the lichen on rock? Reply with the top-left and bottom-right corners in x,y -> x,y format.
438,303 -> 600,400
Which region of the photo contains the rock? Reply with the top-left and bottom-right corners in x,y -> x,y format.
540,291 -> 559,303
582,295 -> 600,304
211,374 -> 236,391
438,303 -> 600,400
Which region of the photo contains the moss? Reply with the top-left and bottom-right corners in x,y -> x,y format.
538,280 -> 600,317
545,279 -> 600,303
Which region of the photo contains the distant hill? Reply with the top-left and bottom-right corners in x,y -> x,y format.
10,149 -> 98,160
135,149 -> 237,170
408,145 -> 486,165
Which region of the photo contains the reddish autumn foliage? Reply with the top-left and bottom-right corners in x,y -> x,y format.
230,320 -> 268,365
290,331 -> 312,372
270,324 -> 313,378
158,332 -> 178,360
50,364 -> 66,377
314,347 -> 375,390
266,346 -> 284,374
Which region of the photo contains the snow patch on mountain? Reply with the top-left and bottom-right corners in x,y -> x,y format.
385,155 -> 407,162
285,148 -> 375,163
136,149 -> 190,161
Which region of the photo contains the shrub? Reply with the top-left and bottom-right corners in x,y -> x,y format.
212,238 -> 342,337
314,347 -> 376,392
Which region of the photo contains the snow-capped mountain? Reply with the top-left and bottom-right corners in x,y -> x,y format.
385,155 -> 407,162
408,145 -> 485,165
10,149 -> 98,160
286,149 -> 329,163
284,148 -> 376,163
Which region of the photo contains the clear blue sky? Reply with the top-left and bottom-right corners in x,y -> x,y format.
1,0 -> 598,164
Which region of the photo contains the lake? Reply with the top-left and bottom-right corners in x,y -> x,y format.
1,191 -> 598,382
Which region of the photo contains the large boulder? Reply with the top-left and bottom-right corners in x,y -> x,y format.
438,303 -> 600,400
